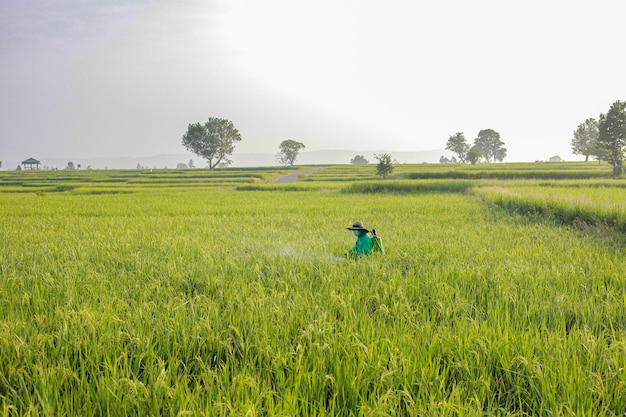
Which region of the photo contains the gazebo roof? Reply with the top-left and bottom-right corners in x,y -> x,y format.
22,158 -> 41,164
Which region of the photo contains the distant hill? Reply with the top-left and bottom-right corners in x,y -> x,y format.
3,149 -> 450,170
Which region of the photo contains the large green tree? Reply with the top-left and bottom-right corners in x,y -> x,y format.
473,129 -> 506,162
277,139 -> 306,166
598,100 -> 626,176
445,132 -> 470,163
181,117 -> 242,169
571,118 -> 599,162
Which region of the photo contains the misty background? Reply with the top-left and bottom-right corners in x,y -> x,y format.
1,0 -> 625,170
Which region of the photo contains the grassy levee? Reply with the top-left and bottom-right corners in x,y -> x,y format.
342,179 -> 477,194
477,182 -> 626,233
1,185 -> 625,415
399,161 -> 613,180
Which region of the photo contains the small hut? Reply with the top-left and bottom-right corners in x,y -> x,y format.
22,158 -> 41,170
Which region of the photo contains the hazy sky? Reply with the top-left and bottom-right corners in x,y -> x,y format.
1,0 -> 625,165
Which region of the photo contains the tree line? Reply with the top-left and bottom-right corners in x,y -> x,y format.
182,117 -> 306,169
444,129 -> 507,164
181,101 -> 626,174
181,117 -> 395,176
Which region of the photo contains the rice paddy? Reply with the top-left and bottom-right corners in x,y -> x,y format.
1,162 -> 625,416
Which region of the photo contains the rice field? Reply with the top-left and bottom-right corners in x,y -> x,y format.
477,180 -> 626,234
1,163 -> 625,416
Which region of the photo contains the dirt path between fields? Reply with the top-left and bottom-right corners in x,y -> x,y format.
272,167 -> 326,184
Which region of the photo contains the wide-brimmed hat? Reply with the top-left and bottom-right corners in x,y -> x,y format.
346,221 -> 369,232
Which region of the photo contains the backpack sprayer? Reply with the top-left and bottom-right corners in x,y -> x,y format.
370,229 -> 384,253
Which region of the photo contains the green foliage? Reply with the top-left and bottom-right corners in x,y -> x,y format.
374,153 -> 394,179
598,100 -> 626,176
350,154 -> 369,164
181,117 -> 242,169
277,139 -> 306,166
474,129 -> 506,162
445,132 -> 470,163
571,118 -> 599,162
467,145 -> 482,165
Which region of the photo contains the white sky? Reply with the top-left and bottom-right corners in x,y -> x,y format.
1,0 -> 625,165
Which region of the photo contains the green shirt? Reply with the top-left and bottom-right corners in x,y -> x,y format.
349,231 -> 374,255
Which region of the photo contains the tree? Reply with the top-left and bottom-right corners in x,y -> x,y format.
65,161 -> 75,170
181,117 -> 242,169
445,132 -> 470,163
571,118 -> 599,162
176,163 -> 188,169
374,153 -> 394,179
598,100 -> 626,176
466,145 -> 482,165
277,139 -> 306,165
350,155 -> 369,164
188,159 -> 195,168
473,129 -> 506,162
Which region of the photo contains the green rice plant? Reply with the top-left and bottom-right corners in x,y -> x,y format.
533,178 -> 626,189
392,161 -> 613,180
343,179 -> 477,194
477,185 -> 626,233
1,187 -> 625,415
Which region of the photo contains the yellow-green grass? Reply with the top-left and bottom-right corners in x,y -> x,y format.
477,183 -> 626,233
0,167 -> 317,195
1,162 -> 618,194
398,161 -> 613,180
279,162 -> 615,183
1,189 -> 625,415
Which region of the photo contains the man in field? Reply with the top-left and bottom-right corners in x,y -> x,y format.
346,221 -> 374,256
